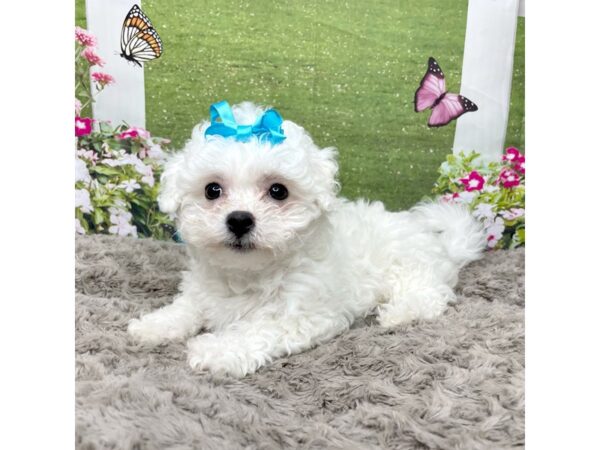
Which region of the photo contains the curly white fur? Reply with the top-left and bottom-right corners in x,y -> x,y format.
128,102 -> 486,377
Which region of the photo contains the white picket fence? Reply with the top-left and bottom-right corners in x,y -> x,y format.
85,0 -> 524,161
453,0 -> 525,162
86,0 -> 146,128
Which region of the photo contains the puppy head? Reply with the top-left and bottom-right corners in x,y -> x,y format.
159,102 -> 339,269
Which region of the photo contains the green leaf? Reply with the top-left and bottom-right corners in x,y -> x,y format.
94,208 -> 105,225
91,165 -> 121,177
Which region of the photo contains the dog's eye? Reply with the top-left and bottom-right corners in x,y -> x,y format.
268,183 -> 288,201
205,182 -> 222,200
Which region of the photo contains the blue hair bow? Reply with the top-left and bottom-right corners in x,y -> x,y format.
204,100 -> 286,145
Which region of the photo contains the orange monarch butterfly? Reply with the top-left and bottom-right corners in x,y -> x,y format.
120,4 -> 162,66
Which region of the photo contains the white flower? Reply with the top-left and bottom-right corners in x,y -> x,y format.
141,174 -> 155,186
147,143 -> 166,161
500,208 -> 525,221
454,191 -> 476,204
484,217 -> 505,249
75,157 -> 91,183
108,207 -> 137,237
75,218 -> 86,235
124,154 -> 143,166
133,160 -> 155,186
473,203 -> 495,221
102,152 -> 138,167
75,188 -> 94,213
102,153 -> 155,187
120,179 -> 141,193
102,158 -> 125,167
76,149 -> 99,165
483,184 -> 500,193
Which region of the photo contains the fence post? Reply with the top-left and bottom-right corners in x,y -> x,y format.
453,0 -> 524,162
85,0 -> 146,128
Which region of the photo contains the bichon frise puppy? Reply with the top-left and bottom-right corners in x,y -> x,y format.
128,101 -> 486,377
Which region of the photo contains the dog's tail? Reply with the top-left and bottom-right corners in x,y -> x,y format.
411,200 -> 487,267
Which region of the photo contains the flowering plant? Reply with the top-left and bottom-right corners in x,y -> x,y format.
432,148 -> 525,250
75,27 -> 175,240
75,27 -> 114,117
75,122 -> 176,239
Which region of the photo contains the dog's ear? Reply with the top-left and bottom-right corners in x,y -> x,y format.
311,146 -> 340,211
157,151 -> 186,216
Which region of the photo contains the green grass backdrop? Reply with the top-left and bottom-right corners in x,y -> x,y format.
76,0 -> 524,210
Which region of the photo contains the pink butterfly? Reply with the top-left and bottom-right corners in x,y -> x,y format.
414,57 -> 478,127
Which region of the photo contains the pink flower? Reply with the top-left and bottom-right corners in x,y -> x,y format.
75,117 -> 93,137
75,98 -> 82,116
117,127 -> 151,140
81,47 -> 105,67
514,161 -> 525,174
91,72 -> 115,86
502,147 -> 525,164
459,171 -> 485,192
75,27 -> 97,47
498,168 -> 520,188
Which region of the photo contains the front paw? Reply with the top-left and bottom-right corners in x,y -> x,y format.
127,316 -> 186,345
187,334 -> 263,378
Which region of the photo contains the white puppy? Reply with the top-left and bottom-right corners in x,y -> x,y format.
128,102 -> 486,377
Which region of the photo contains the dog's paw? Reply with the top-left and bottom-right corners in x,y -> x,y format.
127,316 -> 186,345
377,289 -> 452,328
186,334 -> 261,378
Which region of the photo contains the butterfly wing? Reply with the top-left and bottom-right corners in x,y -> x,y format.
428,93 -> 478,127
120,5 -> 162,64
121,5 -> 153,54
414,57 -> 447,112
126,28 -> 163,63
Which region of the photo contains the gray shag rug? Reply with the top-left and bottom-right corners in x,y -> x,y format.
76,234 -> 524,450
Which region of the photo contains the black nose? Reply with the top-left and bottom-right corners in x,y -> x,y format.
226,211 -> 255,238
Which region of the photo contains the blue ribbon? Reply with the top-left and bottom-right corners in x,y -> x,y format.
204,100 -> 286,145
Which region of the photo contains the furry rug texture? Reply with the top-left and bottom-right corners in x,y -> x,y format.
75,234 -> 524,450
